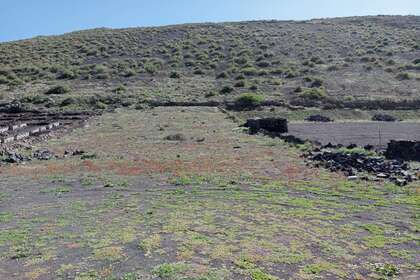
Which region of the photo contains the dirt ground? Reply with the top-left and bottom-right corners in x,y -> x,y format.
0,107 -> 419,280
288,122 -> 420,149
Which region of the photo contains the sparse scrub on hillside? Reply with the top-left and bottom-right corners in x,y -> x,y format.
45,85 -> 70,95
0,16 -> 418,110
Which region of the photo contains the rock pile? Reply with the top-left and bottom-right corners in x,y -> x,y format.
306,148 -> 418,186
0,149 -> 59,164
304,115 -> 333,122
372,114 -> 397,122
385,140 -> 420,161
244,118 -> 288,134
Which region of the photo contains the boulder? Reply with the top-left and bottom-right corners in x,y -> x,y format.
385,140 -> 420,161
244,118 -> 288,134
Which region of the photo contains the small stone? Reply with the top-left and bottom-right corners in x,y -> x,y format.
347,176 -> 358,181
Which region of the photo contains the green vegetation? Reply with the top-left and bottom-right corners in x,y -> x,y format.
298,88 -> 327,100
234,93 -> 264,108
45,85 -> 70,95
0,16 -> 419,111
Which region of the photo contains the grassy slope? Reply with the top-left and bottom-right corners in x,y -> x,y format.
0,107 -> 418,279
0,16 -> 419,110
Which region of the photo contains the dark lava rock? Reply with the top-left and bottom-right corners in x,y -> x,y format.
65,149 -> 85,156
372,114 -> 397,122
33,149 -> 56,160
280,135 -> 305,145
385,140 -> 420,161
304,115 -> 333,122
306,149 -> 417,186
347,144 -> 357,149
244,118 -> 288,134
0,151 -> 30,163
164,133 -> 186,141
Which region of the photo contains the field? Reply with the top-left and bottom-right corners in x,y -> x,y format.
0,107 -> 419,280
287,122 -> 420,149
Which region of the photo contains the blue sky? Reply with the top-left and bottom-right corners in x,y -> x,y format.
1,0 -> 419,42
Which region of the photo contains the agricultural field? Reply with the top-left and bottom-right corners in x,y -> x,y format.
0,107 -> 419,279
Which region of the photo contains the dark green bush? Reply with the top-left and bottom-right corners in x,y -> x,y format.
299,88 -> 327,100
234,93 -> 264,108
60,97 -> 76,107
170,71 -> 181,78
396,72 -> 411,80
45,85 -> 70,95
234,80 -> 246,88
113,85 -> 127,94
220,86 -> 234,94
216,72 -> 228,79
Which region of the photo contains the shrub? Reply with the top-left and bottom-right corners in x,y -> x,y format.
310,77 -> 324,88
57,69 -> 76,79
234,93 -> 264,108
0,76 -> 8,85
45,85 -> 70,95
169,71 -> 181,78
234,80 -> 246,88
396,72 -> 411,80
60,97 -> 76,107
144,63 -> 158,74
299,88 -> 327,100
256,61 -> 271,68
220,85 -> 234,94
216,71 -> 228,79
241,67 -> 258,76
113,84 -> 127,94
193,68 -> 204,75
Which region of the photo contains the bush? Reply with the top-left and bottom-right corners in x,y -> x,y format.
396,72 -> 411,80
234,93 -> 264,108
45,85 -> 70,95
216,71 -> 228,79
241,67 -> 258,76
299,88 -> 327,100
113,85 -> 127,94
220,86 -> 234,94
0,76 -> 8,85
60,97 -> 76,107
234,80 -> 246,88
256,61 -> 270,68
193,68 -> 204,75
144,63 -> 158,74
169,71 -> 181,78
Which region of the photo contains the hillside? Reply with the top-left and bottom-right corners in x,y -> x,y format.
0,15 -> 419,111
0,15 -> 419,280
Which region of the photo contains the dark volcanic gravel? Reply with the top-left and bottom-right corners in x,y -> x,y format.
288,122 -> 420,149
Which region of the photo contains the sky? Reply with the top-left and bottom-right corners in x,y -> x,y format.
0,0 -> 419,42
